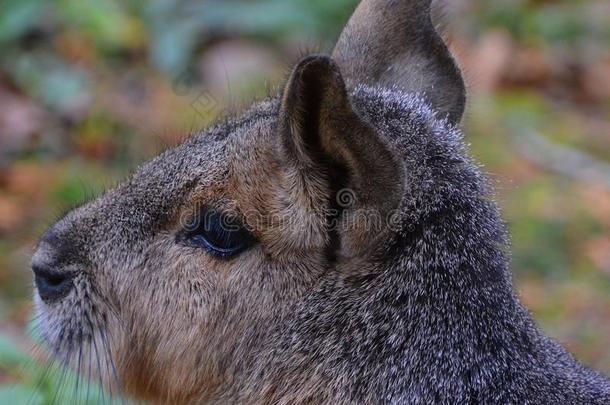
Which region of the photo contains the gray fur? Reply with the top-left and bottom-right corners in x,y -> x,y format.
31,0 -> 610,404
240,87 -> 610,404
333,0 -> 466,124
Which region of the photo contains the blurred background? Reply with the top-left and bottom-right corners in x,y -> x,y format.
0,0 -> 609,402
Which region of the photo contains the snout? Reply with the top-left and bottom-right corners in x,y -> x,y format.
31,229 -> 76,303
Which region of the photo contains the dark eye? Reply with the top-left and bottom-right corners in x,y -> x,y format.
179,207 -> 254,259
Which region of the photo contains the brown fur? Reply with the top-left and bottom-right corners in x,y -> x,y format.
31,1 -> 610,404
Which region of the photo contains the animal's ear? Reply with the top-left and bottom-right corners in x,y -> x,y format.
278,54 -> 404,256
332,0 -> 466,124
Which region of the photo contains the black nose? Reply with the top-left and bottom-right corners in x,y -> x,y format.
32,263 -> 74,303
32,229 -> 75,303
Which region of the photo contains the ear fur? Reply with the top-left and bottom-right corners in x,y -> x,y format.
332,0 -> 466,124
278,55 -> 405,257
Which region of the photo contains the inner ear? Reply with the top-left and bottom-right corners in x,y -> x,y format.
278,54 -> 405,257
279,55 -> 353,170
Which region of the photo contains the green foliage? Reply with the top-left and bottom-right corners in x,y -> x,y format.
0,0 -> 45,44
0,335 -> 31,368
0,0 -> 358,80
55,0 -> 143,50
49,163 -> 115,208
9,52 -> 90,113
477,0 -> 609,45
144,0 -> 358,73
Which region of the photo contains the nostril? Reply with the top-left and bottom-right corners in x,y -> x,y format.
32,226 -> 77,303
32,262 -> 74,303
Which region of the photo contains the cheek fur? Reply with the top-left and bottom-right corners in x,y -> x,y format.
34,273 -> 123,394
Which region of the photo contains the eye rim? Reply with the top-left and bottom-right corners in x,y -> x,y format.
177,206 -> 255,259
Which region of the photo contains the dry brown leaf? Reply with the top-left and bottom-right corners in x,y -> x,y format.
506,46 -> 554,87
3,162 -> 58,200
586,235 -> 610,276
467,30 -> 514,94
582,57 -> 610,102
0,195 -> 25,232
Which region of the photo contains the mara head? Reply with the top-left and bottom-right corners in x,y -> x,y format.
31,0 -> 467,403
